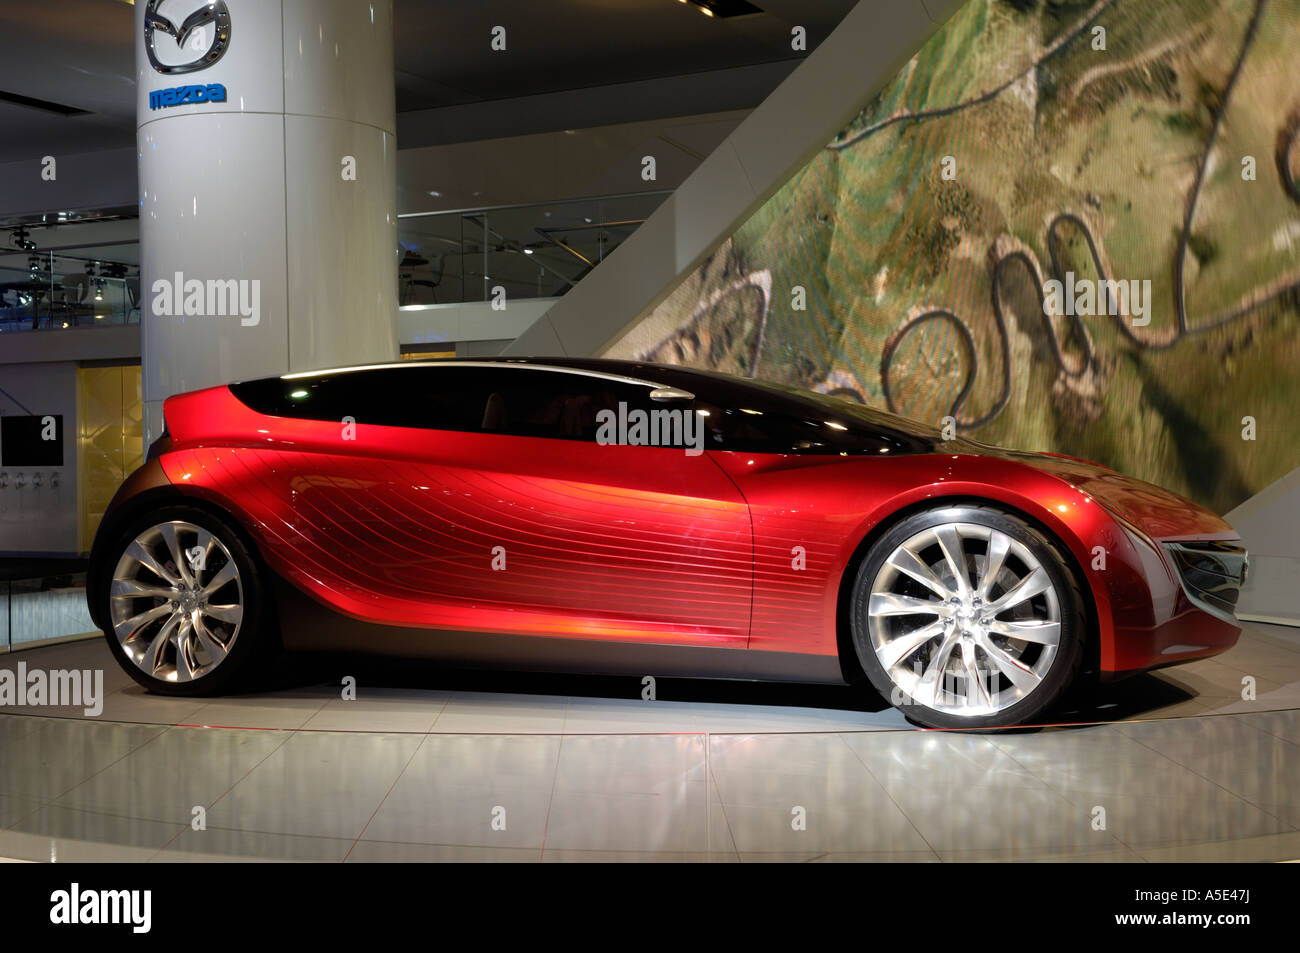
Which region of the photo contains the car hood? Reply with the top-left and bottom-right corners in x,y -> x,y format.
975,447 -> 1237,541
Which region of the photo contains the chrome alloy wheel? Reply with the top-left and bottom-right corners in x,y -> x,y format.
866,522 -> 1061,718
109,520 -> 244,683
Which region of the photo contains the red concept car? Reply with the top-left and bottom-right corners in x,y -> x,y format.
88,358 -> 1248,728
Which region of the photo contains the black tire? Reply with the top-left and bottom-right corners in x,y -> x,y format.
849,504 -> 1086,729
99,503 -> 273,696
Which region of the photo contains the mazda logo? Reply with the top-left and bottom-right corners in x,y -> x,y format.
144,0 -> 232,75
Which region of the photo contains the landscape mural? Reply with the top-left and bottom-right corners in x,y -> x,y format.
604,0 -> 1300,514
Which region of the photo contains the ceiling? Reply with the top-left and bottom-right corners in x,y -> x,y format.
0,0 -> 855,163
396,110 -> 748,214
0,0 -> 138,163
391,0 -> 857,112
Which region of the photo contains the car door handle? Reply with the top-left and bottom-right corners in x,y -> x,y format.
650,387 -> 694,402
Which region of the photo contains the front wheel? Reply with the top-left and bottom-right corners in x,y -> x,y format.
101,505 -> 271,696
850,504 -> 1086,729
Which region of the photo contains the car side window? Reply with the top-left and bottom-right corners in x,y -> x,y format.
475,369 -> 667,444
680,384 -> 921,455
233,366 -> 676,444
230,366 -> 933,455
231,367 -> 487,431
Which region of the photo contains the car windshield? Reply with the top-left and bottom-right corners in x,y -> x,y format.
731,377 -> 944,442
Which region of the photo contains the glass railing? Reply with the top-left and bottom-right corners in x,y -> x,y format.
397,191 -> 671,306
0,258 -> 140,333
0,562 -> 96,651
0,190 -> 671,333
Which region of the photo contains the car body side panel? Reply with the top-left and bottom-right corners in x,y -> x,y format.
982,449 -> 1238,540
708,450 -> 1240,671
269,572 -> 846,682
159,387 -> 753,648
709,450 -> 1120,657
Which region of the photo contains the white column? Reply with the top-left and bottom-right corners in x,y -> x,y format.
136,0 -> 398,442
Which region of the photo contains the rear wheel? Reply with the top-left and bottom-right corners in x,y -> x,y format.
102,505 -> 270,696
850,504 -> 1085,729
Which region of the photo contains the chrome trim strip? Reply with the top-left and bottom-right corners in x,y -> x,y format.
279,360 -> 676,392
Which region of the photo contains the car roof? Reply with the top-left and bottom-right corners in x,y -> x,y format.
277,356 -> 724,382
267,357 -> 943,445
275,357 -> 708,392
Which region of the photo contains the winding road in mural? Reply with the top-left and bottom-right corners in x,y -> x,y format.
842,0 -> 1300,428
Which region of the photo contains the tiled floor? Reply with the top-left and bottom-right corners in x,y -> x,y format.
0,623 -> 1296,861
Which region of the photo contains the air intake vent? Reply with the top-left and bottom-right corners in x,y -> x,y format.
1165,541 -> 1248,620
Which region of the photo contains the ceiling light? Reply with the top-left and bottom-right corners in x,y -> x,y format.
680,0 -> 762,17
0,90 -> 91,117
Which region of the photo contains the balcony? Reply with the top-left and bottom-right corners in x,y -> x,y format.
397,191 -> 670,306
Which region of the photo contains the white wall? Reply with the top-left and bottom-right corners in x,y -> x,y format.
0,148 -> 136,218
399,298 -> 558,350
1226,467 -> 1300,627
397,112 -> 746,215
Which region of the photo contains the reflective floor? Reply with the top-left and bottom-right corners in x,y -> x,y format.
0,622 -> 1297,862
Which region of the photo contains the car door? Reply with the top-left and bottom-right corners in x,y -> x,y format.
261,364 -> 755,648
673,374 -> 934,656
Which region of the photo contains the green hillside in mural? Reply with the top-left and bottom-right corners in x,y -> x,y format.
605,0 -> 1300,514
